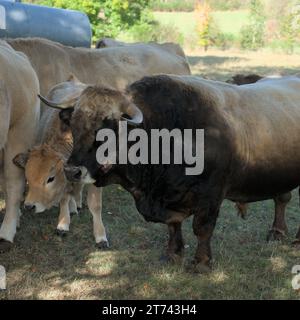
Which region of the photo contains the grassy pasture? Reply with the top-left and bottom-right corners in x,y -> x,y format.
153,10 -> 249,37
1,50 -> 300,300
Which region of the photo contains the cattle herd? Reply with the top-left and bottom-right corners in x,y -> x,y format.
0,37 -> 300,273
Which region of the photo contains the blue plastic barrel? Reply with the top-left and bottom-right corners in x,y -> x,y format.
0,0 -> 92,47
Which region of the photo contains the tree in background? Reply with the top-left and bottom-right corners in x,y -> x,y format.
195,0 -> 213,50
33,0 -> 150,42
207,0 -> 248,11
100,0 -> 149,38
279,4 -> 300,53
240,0 -> 266,50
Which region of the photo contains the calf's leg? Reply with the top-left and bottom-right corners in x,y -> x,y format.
68,196 -> 78,215
87,184 -> 108,249
56,193 -> 71,236
267,192 -> 291,241
72,183 -> 83,212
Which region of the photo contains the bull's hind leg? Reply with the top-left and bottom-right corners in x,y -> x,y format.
87,184 -> 108,249
267,192 -> 291,241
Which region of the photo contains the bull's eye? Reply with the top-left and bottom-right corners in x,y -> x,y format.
47,176 -> 55,184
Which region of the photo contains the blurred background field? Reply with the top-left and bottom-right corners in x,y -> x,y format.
24,0 -> 300,54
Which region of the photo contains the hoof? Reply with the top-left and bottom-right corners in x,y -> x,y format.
292,239 -> 300,249
96,240 -> 109,250
159,254 -> 183,265
70,211 -> 78,217
55,229 -> 68,237
185,260 -> 212,274
267,229 -> 286,242
0,239 -> 13,253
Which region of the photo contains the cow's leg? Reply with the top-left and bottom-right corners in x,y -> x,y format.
292,227 -> 300,248
267,192 -> 291,241
160,222 -> 184,264
68,196 -> 78,215
73,183 -> 83,213
292,189 -> 300,248
87,184 -> 108,249
56,193 -> 71,237
0,133 -> 27,252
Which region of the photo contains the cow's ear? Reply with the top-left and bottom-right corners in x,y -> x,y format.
13,153 -> 29,169
59,107 -> 74,126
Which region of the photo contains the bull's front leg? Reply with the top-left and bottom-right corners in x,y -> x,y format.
188,200 -> 222,273
56,193 -> 71,237
160,222 -> 184,264
87,184 -> 108,249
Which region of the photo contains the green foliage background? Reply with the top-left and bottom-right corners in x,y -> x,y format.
31,0 -> 150,42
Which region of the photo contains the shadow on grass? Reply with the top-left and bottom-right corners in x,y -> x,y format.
188,54 -> 300,82
0,186 -> 300,299
188,55 -> 248,66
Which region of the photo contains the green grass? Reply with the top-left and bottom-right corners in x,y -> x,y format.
212,10 -> 249,34
1,186 -> 300,299
153,10 -> 249,37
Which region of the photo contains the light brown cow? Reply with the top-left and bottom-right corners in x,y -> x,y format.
0,41 -> 40,251
95,37 -> 187,58
8,38 -> 190,114
13,75 -> 108,248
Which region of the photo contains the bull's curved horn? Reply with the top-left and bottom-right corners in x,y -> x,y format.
122,103 -> 143,126
37,94 -> 69,110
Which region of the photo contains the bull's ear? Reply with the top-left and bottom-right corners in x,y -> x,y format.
59,107 -> 74,126
13,153 -> 29,169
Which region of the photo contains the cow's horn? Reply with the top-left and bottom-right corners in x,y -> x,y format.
122,104 -> 143,125
38,94 -> 68,110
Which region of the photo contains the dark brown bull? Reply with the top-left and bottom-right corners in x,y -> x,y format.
40,75 -> 300,273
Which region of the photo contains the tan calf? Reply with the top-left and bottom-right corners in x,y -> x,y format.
13,76 -> 108,248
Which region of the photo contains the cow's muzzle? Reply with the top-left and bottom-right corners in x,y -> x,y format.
64,166 -> 82,182
24,203 -> 36,211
